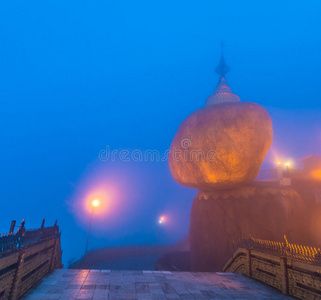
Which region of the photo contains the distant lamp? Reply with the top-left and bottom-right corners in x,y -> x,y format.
277,161 -> 282,166
158,216 -> 166,225
85,199 -> 101,255
157,215 -> 167,245
284,162 -> 290,167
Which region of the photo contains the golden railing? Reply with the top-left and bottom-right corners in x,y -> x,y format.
233,235 -> 321,264
223,235 -> 321,299
0,219 -> 62,299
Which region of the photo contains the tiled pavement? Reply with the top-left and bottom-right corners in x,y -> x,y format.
22,269 -> 292,299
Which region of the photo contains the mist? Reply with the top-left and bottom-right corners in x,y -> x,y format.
0,0 -> 320,266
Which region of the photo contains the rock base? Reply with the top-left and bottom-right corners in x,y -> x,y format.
189,182 -> 310,271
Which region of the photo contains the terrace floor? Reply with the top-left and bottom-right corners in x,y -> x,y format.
22,269 -> 291,299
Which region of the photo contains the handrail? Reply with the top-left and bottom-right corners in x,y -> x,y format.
0,219 -> 62,299
232,235 -> 321,264
223,235 -> 321,299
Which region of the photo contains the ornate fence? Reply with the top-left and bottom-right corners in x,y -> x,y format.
0,219 -> 62,299
222,235 -> 321,299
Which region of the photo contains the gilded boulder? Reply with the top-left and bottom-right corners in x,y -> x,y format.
169,102 -> 273,190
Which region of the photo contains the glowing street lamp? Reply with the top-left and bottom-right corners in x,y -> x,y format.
92,199 -> 100,208
157,215 -> 167,245
85,199 -> 100,255
158,216 -> 166,224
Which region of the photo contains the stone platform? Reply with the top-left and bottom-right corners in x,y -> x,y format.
22,269 -> 291,299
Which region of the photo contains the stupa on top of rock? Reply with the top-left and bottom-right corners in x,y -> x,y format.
206,52 -> 240,105
169,48 -> 273,191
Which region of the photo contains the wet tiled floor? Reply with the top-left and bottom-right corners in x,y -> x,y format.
22,269 -> 291,299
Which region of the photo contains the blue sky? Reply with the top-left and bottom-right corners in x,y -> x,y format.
0,1 -> 320,265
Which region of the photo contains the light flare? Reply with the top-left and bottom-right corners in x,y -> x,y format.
92,199 -> 100,208
83,187 -> 114,218
158,215 -> 166,224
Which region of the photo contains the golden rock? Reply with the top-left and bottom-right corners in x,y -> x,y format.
169,102 -> 273,190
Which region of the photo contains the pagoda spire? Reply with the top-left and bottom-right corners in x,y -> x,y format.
205,42 -> 240,106
215,41 -> 230,77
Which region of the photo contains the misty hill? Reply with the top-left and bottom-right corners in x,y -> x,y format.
69,245 -> 175,270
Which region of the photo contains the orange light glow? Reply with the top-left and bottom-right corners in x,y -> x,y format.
284,162 -> 291,167
311,170 -> 321,180
159,216 -> 166,224
277,161 -> 281,165
83,187 -> 112,217
70,163 -> 142,233
92,199 -> 100,207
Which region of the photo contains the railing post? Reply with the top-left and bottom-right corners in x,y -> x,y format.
41,218 -> 45,230
9,220 -> 16,235
9,252 -> 25,300
279,235 -> 289,295
50,238 -> 58,272
280,256 -> 289,295
246,249 -> 252,277
9,219 -> 26,299
49,220 -> 59,271
17,219 -> 25,249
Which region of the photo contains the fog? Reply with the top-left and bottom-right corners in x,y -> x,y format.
0,0 -> 320,265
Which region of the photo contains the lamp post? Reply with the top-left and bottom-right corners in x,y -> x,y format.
85,199 -> 100,255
